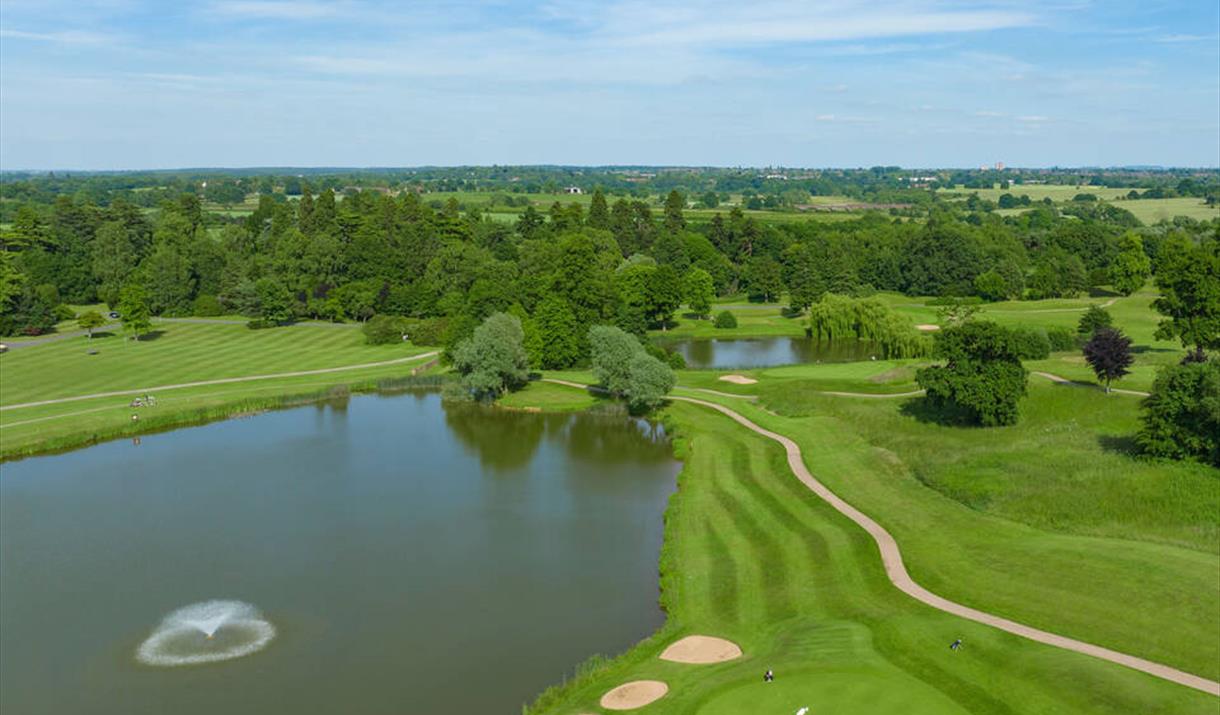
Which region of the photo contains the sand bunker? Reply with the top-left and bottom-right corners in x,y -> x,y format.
600,680 -> 669,710
915,324 -> 940,331
659,635 -> 743,664
719,375 -> 758,385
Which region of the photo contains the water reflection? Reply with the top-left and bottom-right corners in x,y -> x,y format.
666,337 -> 880,369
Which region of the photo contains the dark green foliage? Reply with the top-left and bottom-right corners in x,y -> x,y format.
714,310 -> 737,329
451,313 -> 529,400
1,283 -> 57,336
915,321 -> 1028,426
255,277 -> 294,325
1152,237 -> 1220,359
1109,233 -> 1151,296
535,295 -> 582,369
683,267 -> 714,318
1083,327 -> 1134,391
1138,359 -> 1220,466
192,294 -> 223,317
1078,305 -> 1113,335
363,314 -> 409,345
402,317 -> 448,347
973,269 -> 1008,302
117,283 -> 152,340
1046,327 -> 1077,352
1011,327 -> 1051,360
808,295 -> 930,358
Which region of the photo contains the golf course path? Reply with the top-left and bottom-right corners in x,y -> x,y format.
1032,371 -> 1151,397
544,378 -> 1220,697
1,352 -> 439,412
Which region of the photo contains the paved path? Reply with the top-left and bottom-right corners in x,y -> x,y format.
1032,371 -> 1150,397
544,378 -> 1219,697
0,352 -> 439,412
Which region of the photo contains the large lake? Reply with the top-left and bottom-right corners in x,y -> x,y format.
665,336 -> 880,369
0,392 -> 679,715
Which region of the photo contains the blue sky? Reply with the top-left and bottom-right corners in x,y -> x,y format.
1,1 -> 1216,169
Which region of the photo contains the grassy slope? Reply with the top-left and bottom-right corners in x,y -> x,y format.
0,322 -> 434,457
517,383 -> 1214,714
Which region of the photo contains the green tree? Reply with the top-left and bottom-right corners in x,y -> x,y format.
973,270 -> 1007,302
589,325 -> 642,395
91,220 -> 137,307
714,310 -> 737,329
587,189 -> 610,230
1083,327 -> 1134,392
1137,359 -> 1220,466
452,312 -> 530,400
1109,232 -> 1151,296
1077,305 -> 1113,335
683,267 -> 715,318
535,295 -> 582,368
1152,237 -> 1220,361
142,244 -> 195,315
699,191 -> 719,209
588,325 -> 675,412
77,310 -> 106,339
363,314 -> 408,345
663,190 -> 686,233
256,277 -> 294,325
623,353 -> 676,412
118,283 -> 153,341
647,264 -> 683,328
915,321 -> 1028,426
744,256 -> 784,303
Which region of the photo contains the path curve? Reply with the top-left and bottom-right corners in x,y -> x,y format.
543,378 -> 1219,697
1,352 -> 439,411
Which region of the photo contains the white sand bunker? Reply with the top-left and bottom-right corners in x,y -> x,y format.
719,374 -> 757,385
600,680 -> 669,710
915,324 -> 940,331
659,635 -> 743,664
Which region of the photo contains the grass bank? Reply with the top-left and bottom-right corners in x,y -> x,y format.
511,379 -> 1215,714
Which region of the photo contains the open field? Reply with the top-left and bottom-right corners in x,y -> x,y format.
939,184 -> 1218,224
512,376 -> 1217,714
939,184 -> 1134,202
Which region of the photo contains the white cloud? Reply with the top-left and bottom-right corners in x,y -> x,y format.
0,29 -> 114,44
1017,115 -> 1049,122
209,1 -> 342,19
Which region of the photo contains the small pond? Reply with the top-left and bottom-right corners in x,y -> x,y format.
663,336 -> 881,369
0,392 -> 679,715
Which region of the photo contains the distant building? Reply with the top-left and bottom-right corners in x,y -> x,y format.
563,186 -> 583,194
995,162 -> 1006,171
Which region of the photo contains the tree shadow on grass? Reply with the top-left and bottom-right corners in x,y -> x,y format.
1098,433 -> 1141,456
134,330 -> 166,342
899,396 -> 979,427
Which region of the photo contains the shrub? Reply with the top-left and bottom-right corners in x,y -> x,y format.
714,310 -> 737,329
363,314 -> 409,345
53,304 -> 75,322
589,325 -> 676,412
403,317 -> 447,347
1138,359 -> 1220,466
246,319 -> 275,330
1011,327 -> 1051,360
192,294 -> 223,317
1046,326 -> 1077,352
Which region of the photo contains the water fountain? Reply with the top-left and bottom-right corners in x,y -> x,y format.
136,600 -> 275,666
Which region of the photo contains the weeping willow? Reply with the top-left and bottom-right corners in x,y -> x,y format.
807,295 -> 931,358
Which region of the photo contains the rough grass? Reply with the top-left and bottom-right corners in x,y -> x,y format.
520,389 -> 1216,714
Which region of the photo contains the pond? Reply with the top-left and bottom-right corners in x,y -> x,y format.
0,392 -> 680,715
663,336 -> 880,369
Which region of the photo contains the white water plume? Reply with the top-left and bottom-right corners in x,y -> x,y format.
136,600 -> 275,666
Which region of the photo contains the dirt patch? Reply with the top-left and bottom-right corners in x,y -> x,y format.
600,681 -> 669,710
915,324 -> 940,331
718,374 -> 758,385
868,366 -> 914,384
659,635 -> 742,664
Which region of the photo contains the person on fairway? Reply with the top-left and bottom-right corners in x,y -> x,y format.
764,668 -> 774,682
950,638 -> 963,651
